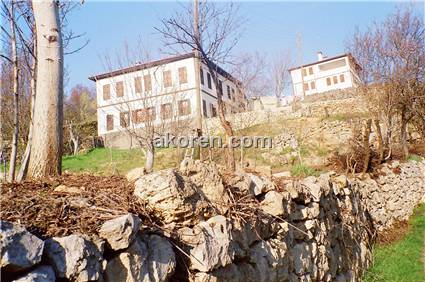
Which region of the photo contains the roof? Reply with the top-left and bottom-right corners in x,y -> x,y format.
288,53 -> 361,72
88,52 -> 241,84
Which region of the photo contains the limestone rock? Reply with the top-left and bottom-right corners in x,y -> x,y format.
13,265 -> 56,282
178,215 -> 234,272
261,191 -> 285,216
54,185 -> 83,194
273,171 -> 291,178
44,234 -> 102,281
179,160 -> 230,213
249,239 -> 289,282
248,173 -> 275,196
0,221 -> 44,272
104,238 -> 149,282
99,213 -> 141,250
134,169 -> 202,224
126,167 -> 146,182
143,234 -> 176,282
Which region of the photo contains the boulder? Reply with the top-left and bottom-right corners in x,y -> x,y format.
126,167 -> 146,182
104,238 -> 149,282
248,239 -> 289,282
13,265 -> 56,282
143,234 -> 176,282
261,191 -> 285,216
247,173 -> 275,196
44,234 -> 102,281
134,169 -> 203,224
179,160 -> 230,213
178,215 -> 234,272
0,221 -> 44,272
99,214 -> 141,250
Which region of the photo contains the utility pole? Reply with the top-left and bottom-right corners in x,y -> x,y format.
296,32 -> 305,100
193,0 -> 203,159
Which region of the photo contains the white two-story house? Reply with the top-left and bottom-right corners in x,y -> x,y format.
289,52 -> 361,98
88,52 -> 245,148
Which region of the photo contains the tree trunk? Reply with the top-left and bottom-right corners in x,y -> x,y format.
362,119 -> 372,175
373,119 -> 384,164
8,1 -> 19,182
145,141 -> 154,173
400,110 -> 409,159
205,60 -> 236,171
17,34 -> 37,182
27,0 -> 63,179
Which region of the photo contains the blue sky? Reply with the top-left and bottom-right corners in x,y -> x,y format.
65,1 -> 424,92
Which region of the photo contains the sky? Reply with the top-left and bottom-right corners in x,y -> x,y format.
65,0 -> 424,93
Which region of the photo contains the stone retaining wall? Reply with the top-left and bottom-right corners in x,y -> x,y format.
1,160 -> 424,282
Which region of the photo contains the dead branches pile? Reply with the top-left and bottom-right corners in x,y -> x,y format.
0,174 -> 159,238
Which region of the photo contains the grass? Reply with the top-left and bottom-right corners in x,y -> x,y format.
363,204 -> 425,282
408,154 -> 424,162
62,147 -> 178,175
290,163 -> 320,177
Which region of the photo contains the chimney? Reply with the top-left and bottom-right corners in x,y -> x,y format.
317,51 -> 324,61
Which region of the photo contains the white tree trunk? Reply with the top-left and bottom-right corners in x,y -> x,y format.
8,1 -> 19,182
27,0 -> 63,178
145,141 -> 154,173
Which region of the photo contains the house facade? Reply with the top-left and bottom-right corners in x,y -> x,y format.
88,52 -> 245,146
289,52 -> 361,98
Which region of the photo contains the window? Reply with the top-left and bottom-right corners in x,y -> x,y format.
207,73 -> 212,89
218,80 -> 224,95
178,99 -> 191,116
202,100 -> 208,117
231,88 -> 235,101
210,104 -> 217,117
303,83 -> 309,91
308,67 -> 313,75
340,74 -> 345,83
145,107 -> 156,122
163,70 -> 172,88
302,68 -> 307,76
333,76 -> 338,84
178,67 -> 187,84
106,114 -> 114,131
116,81 -> 124,97
120,111 -> 130,127
227,85 -> 231,99
161,103 -> 173,120
326,77 -> 332,86
103,84 -> 110,100
310,81 -> 316,90
200,68 -> 204,85
134,77 -> 142,93
132,107 -> 156,123
132,109 -> 144,124
143,75 -> 152,91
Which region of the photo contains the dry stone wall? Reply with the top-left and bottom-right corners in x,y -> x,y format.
1,160 -> 424,282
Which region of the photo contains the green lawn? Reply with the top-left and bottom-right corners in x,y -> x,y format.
363,204 -> 425,282
62,147 -> 179,175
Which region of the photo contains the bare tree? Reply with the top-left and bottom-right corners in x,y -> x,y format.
231,51 -> 269,98
271,50 -> 293,100
156,1 -> 244,171
1,0 -> 20,182
27,0 -> 63,178
347,5 -> 424,159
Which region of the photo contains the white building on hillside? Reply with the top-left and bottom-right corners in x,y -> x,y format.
89,52 -> 245,142
289,52 -> 361,98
